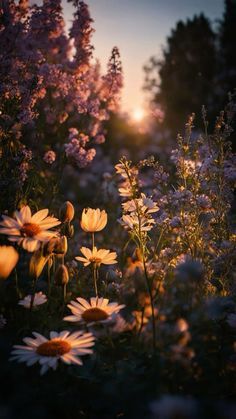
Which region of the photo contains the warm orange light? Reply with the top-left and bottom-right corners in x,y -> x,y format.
132,107 -> 145,122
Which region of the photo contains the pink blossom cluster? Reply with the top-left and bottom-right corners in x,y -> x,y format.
65,130 -> 96,168
43,150 -> 56,164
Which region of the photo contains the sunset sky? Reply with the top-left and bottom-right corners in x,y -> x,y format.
64,0 -> 224,113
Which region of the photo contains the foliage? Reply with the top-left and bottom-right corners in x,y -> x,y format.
144,1 -> 236,136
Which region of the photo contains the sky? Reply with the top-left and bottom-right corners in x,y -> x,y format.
64,0 -> 224,113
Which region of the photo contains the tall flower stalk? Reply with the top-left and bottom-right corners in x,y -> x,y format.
116,157 -> 159,350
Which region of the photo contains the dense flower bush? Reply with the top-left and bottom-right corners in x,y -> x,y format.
0,0 -> 122,211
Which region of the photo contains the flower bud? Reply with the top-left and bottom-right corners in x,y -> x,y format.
0,246 -> 19,279
55,264 -> 69,286
59,201 -> 75,223
29,250 -> 48,279
43,236 -> 68,256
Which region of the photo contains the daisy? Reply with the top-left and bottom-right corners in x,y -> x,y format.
10,330 -> 95,375
0,245 -> 19,279
0,205 -> 61,252
75,246 -> 117,267
18,292 -> 47,309
80,208 -> 107,232
64,297 -> 125,325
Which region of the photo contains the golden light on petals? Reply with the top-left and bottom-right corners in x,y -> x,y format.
64,296 -> 125,325
81,208 -> 107,232
36,339 -> 71,357
75,246 -> 117,267
82,307 -> 109,322
0,246 -> 19,279
0,205 -> 61,252
10,330 -> 95,375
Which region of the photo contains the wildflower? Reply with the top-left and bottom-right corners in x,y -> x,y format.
120,214 -> 155,232
59,201 -> 75,223
0,246 -> 19,279
175,318 -> 189,333
43,236 -> 68,256
10,330 -> 95,375
18,292 -> 47,309
75,246 -> 117,267
0,206 -> 61,252
43,150 -> 56,164
111,314 -> 134,334
122,194 -> 159,214
29,250 -> 49,279
64,297 -> 125,325
80,208 -> 107,232
64,137 -> 96,168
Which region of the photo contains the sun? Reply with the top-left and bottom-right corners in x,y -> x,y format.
132,107 -> 145,122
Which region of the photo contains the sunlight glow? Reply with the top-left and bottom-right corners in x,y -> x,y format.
132,107 -> 145,122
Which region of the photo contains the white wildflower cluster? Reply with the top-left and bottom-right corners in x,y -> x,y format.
116,159 -> 159,235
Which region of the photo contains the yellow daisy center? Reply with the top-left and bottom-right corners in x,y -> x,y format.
90,257 -> 102,264
20,222 -> 41,237
36,339 -> 71,357
82,307 -> 109,322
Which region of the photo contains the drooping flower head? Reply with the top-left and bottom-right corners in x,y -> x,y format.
80,208 -> 107,232
0,206 -> 61,252
10,330 -> 95,375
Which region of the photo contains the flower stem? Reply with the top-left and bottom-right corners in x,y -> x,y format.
47,260 -> 51,296
142,252 -> 156,352
63,283 -> 67,301
30,276 -> 37,311
93,264 -> 98,297
14,268 -> 20,297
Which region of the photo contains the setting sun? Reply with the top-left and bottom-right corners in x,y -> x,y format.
132,107 -> 145,122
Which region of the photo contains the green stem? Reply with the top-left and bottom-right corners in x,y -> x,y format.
142,253 -> 156,352
92,264 -> 98,297
14,268 -> 20,297
63,283 -> 67,301
30,276 -> 37,311
137,307 -> 145,339
47,260 -> 51,296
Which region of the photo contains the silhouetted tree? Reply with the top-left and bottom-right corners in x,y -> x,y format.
144,14 -> 217,133
218,0 -> 236,98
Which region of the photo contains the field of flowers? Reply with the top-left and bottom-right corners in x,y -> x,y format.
0,1 -> 236,419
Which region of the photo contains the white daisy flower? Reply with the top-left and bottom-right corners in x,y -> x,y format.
80,208 -> 107,232
10,330 -> 95,375
75,246 -> 117,267
18,292 -> 47,309
64,297 -> 125,325
0,206 -> 61,252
